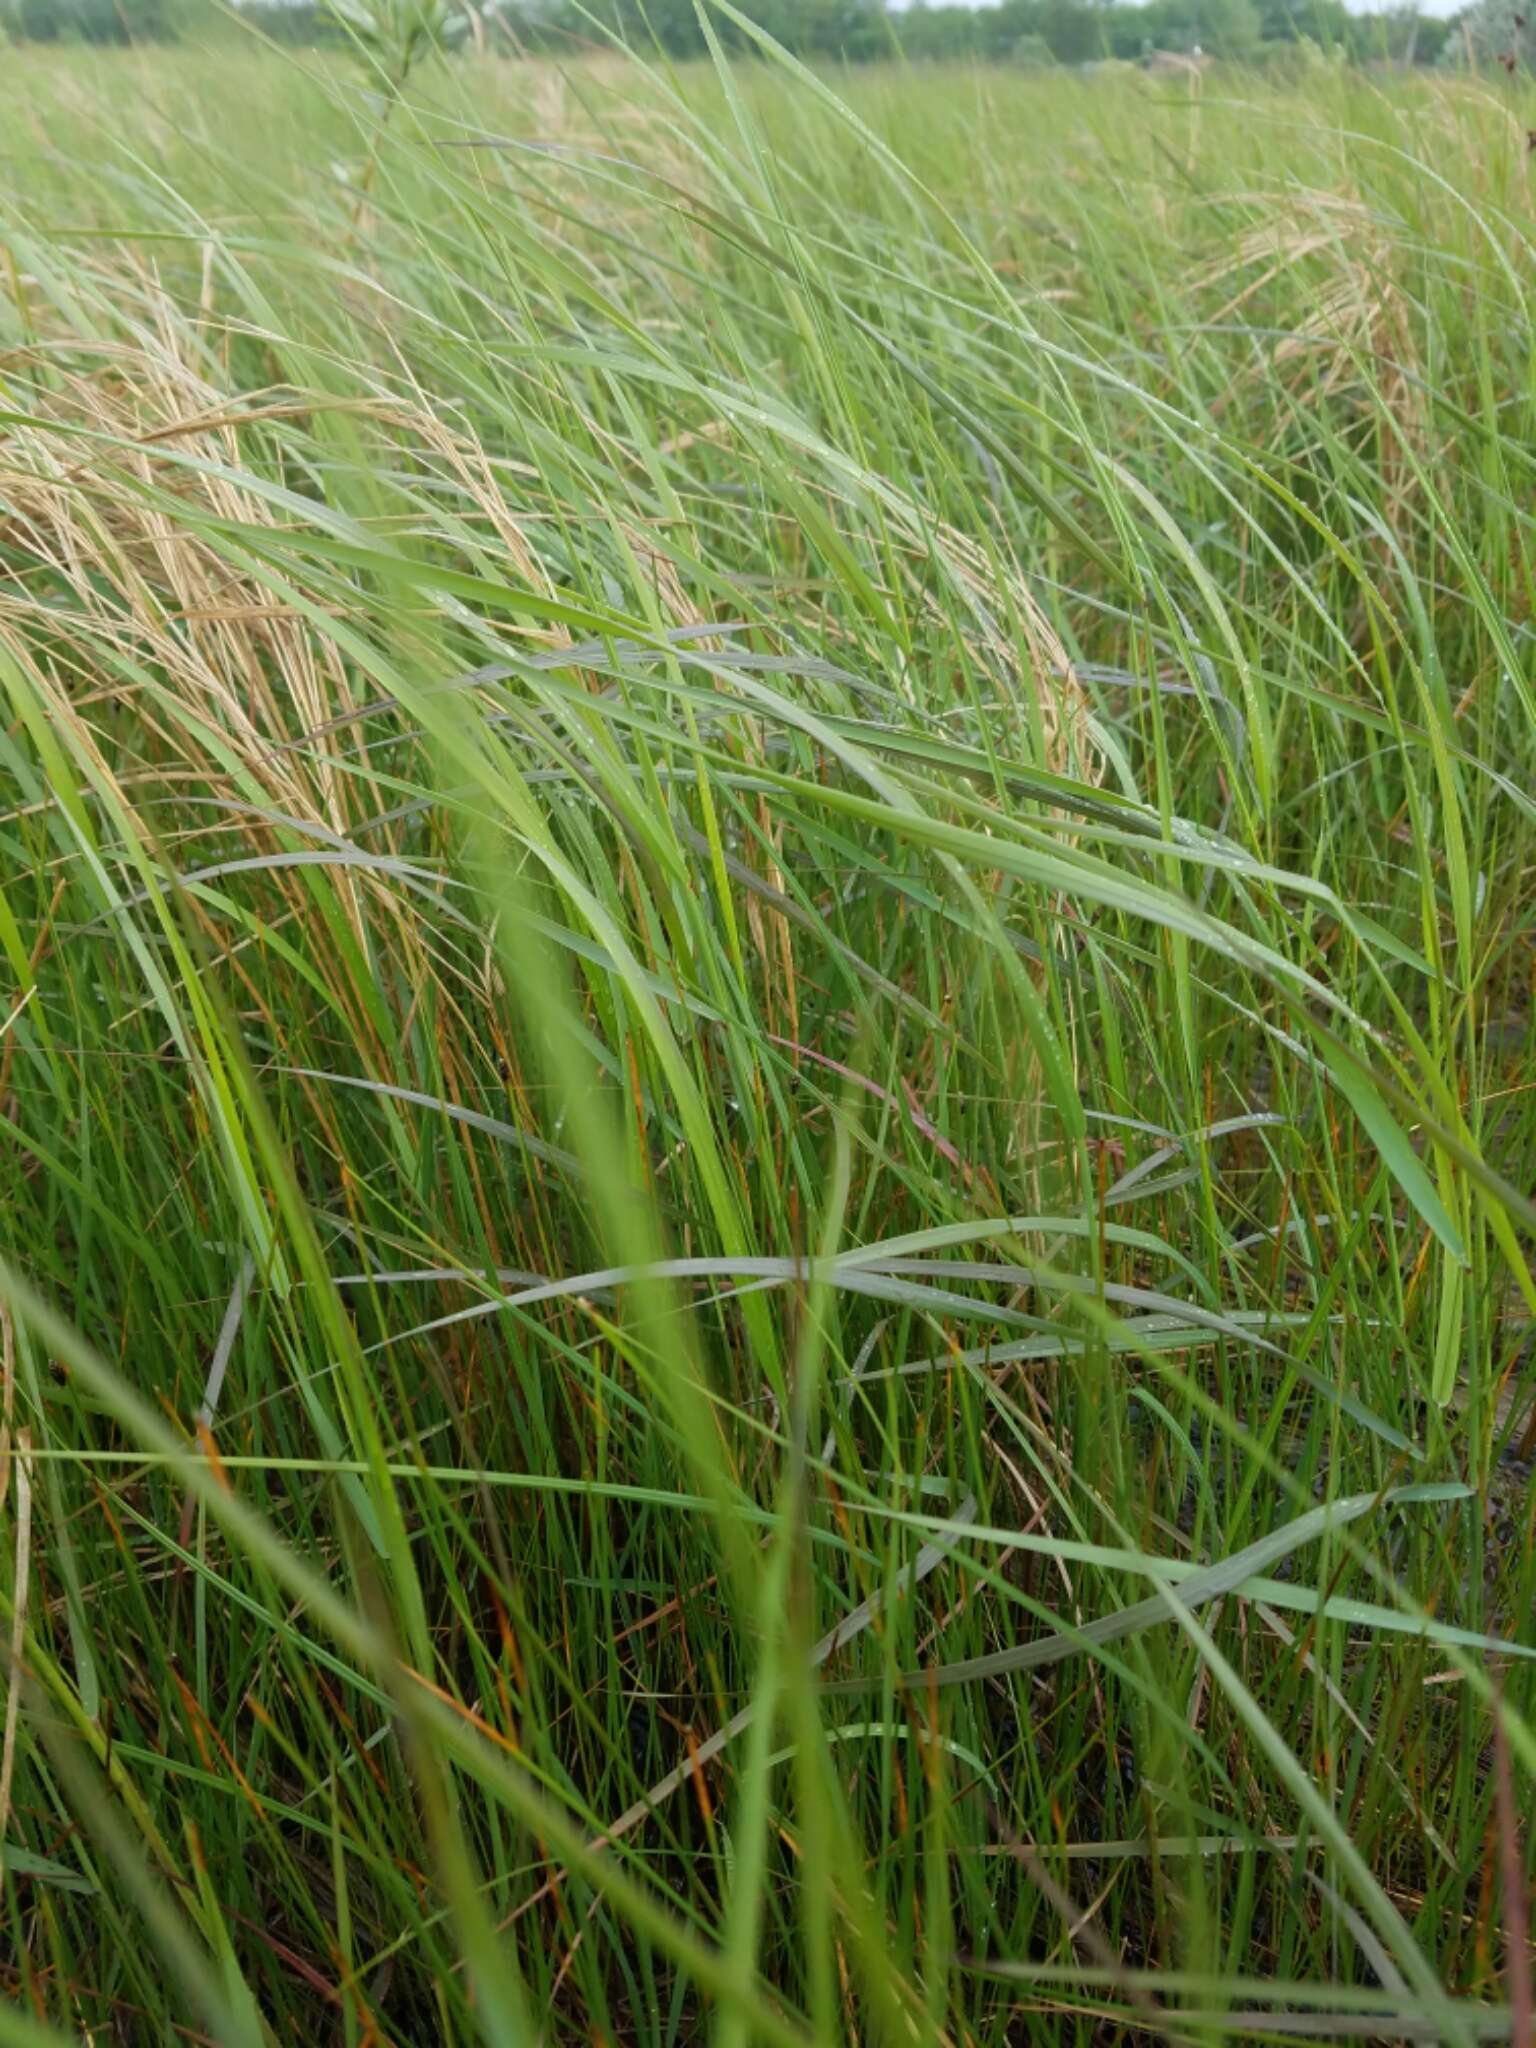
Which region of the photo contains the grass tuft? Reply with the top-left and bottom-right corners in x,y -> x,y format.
0,41 -> 1532,2046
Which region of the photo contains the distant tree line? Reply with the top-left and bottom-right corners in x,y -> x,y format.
0,0 -> 1482,72
564,0 -> 1461,65
878,0 -> 1458,65
4,0 -> 158,37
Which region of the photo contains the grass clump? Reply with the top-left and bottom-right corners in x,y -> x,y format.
0,39 -> 1533,2046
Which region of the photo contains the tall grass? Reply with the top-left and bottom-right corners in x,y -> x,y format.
0,37 -> 1532,2045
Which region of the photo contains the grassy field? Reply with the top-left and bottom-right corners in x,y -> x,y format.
0,36 -> 1533,2046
